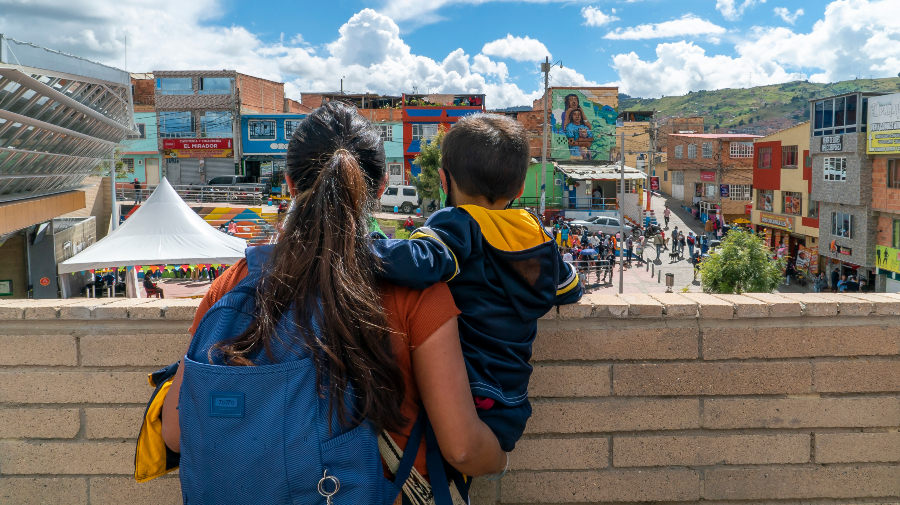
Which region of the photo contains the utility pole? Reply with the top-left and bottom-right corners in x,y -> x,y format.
540,56 -> 550,219
619,128 -> 626,294
110,146 -> 118,231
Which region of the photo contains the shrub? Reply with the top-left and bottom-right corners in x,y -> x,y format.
699,229 -> 785,294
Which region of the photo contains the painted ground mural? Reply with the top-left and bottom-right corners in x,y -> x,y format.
549,88 -> 617,161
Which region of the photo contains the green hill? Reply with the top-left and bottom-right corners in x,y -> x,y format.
620,77 -> 900,131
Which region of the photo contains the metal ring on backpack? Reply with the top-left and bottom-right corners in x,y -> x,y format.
318,469 -> 340,498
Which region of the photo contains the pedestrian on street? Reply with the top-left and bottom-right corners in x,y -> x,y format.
663,205 -> 670,228
700,234 -> 709,255
678,232 -> 686,258
831,268 -> 840,293
563,250 -> 573,263
653,233 -> 664,260
692,250 -> 702,280
814,272 -> 827,293
705,217 -> 715,241
838,275 -> 848,292
625,236 -> 634,266
133,178 -> 142,205
687,232 -> 696,259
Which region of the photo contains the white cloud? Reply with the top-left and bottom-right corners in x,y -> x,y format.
481,34 -> 551,62
773,7 -> 804,24
716,0 -> 766,21
581,6 -> 619,27
603,15 -> 726,40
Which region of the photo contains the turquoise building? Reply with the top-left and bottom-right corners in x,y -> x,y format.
121,109 -> 164,184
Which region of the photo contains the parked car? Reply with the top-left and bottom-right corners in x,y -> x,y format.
567,215 -> 633,235
205,175 -> 270,193
381,185 -> 419,214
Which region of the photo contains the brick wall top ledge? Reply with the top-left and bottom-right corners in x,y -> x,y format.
2,293 -> 893,321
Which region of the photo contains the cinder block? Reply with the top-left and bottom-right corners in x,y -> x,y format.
648,293 -> 698,317
777,293 -> 839,316
128,299 -> 167,319
530,365 -> 610,398
468,477 -> 497,505
526,399 -> 699,434
712,294 -> 768,318
533,327 -> 697,361
618,294 -> 664,317
0,409 -> 80,438
814,360 -> 900,393
680,293 -> 734,318
813,293 -> 875,316
742,293 -> 802,317
0,371 -> 149,403
0,442 -> 134,474
558,299 -> 593,319
539,306 -> 557,320
704,465 -> 900,499
613,362 -> 812,396
80,334 -> 189,367
0,478 -> 87,505
0,335 -> 77,366
702,324 -> 899,359
815,432 -> 900,463
84,408 -> 145,439
585,293 -> 628,318
501,469 -> 700,503
161,299 -> 202,320
0,303 -> 24,319
58,299 -> 118,319
92,299 -> 155,319
89,477 -> 182,505
704,397 -> 900,429
844,293 -> 900,315
21,299 -> 86,319
613,434 -> 809,467
509,438 -> 608,470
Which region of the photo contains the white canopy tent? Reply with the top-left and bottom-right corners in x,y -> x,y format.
59,178 -> 247,274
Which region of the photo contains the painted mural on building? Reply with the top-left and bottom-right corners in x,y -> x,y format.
549,89 -> 617,161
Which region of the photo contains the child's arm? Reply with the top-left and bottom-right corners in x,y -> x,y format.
554,251 -> 584,305
370,209 -> 474,290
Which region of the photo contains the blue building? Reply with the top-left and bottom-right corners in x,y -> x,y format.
240,113 -> 307,191
121,107 -> 164,185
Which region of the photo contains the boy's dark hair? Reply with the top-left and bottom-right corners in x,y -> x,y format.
441,113 -> 530,203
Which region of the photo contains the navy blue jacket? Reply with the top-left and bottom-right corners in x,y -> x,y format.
372,206 -> 582,407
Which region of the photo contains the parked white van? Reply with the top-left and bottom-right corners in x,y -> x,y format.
380,185 -> 419,214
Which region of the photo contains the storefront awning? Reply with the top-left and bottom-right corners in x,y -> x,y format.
556,163 -> 649,181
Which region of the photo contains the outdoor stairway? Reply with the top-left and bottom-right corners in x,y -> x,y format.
193,206 -> 280,246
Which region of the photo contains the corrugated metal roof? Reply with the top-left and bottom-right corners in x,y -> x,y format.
556,163 -> 649,181
668,133 -> 762,139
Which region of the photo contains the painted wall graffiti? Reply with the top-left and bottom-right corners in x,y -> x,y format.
549,89 -> 617,161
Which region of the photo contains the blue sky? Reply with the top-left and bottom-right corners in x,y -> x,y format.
1,0 -> 898,107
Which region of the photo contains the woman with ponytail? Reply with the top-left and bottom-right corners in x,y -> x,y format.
154,102 -> 505,504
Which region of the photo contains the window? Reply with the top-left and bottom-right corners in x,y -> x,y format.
814,95 -> 858,136
673,171 -> 684,185
389,164 -> 403,177
675,145 -> 683,159
888,159 -> 900,189
824,157 -> 847,181
729,184 -> 752,200
384,187 -> 398,196
808,199 -> 819,219
688,144 -> 697,159
616,180 -> 636,194
782,145 -> 798,167
374,125 -> 393,142
157,78 -> 193,95
402,188 -> 416,197
201,111 -> 232,136
782,191 -> 802,215
702,143 -> 712,158
122,158 -> 134,173
730,142 -> 753,158
758,147 -> 772,168
199,78 -> 231,95
158,111 -> 193,136
758,189 -> 774,211
248,120 -> 276,140
831,212 -> 853,238
894,220 -> 900,249
126,123 -> 146,140
285,120 -> 302,140
705,183 -> 717,198
663,171 -> 668,181
412,124 -> 438,141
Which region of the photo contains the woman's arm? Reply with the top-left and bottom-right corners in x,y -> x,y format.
412,318 -> 507,477
160,345 -> 188,451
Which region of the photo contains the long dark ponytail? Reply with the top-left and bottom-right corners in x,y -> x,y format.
214,101 -> 406,432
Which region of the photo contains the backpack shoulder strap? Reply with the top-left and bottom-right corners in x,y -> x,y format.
245,244 -> 275,274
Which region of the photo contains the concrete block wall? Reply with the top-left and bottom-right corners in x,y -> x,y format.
1,293 -> 899,504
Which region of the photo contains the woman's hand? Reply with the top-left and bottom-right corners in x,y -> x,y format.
412,318 -> 507,477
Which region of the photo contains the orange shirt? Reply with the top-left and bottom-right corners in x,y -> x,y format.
189,259 -> 459,479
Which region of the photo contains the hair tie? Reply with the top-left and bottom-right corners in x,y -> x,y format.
334,148 -> 353,158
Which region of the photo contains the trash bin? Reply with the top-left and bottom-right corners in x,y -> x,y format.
665,273 -> 675,292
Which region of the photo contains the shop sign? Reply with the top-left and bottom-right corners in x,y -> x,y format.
700,171 -> 716,182
260,161 -> 274,177
797,244 -> 817,274
821,135 -> 842,152
745,204 -> 752,214
649,177 -> 660,191
759,212 -> 794,232
163,138 -> 234,158
868,93 -> 900,154
829,240 -> 852,256
720,185 -> 730,198
876,245 -> 900,273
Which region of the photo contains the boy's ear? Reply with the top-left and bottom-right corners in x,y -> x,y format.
439,168 -> 449,194
515,182 -> 525,200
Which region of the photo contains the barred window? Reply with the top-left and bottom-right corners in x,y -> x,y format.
730,142 -> 753,158
688,144 -> 697,159
374,124 -> 393,142
782,191 -> 802,215
729,184 -> 752,200
758,189 -> 774,211
758,147 -> 772,168
702,142 -> 712,158
831,212 -> 853,238
782,145 -> 798,167
675,145 -> 683,159
122,158 -> 135,173
824,157 -> 847,181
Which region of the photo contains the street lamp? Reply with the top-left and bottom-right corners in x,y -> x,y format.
539,57 -> 562,218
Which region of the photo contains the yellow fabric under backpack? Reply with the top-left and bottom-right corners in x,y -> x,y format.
134,364 -> 181,483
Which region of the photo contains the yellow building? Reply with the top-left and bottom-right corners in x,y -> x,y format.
750,122 -> 818,271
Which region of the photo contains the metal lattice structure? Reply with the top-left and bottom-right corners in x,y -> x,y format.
0,35 -> 136,204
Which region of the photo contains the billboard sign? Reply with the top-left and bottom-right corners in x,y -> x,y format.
868,93 -> 900,154
759,212 -> 794,232
876,245 -> 900,273
162,138 -> 233,158
649,177 -> 660,191
549,89 -> 617,161
700,171 -> 716,182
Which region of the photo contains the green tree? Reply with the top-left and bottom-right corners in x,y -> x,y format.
411,126 -> 446,213
699,229 -> 785,294
92,147 -> 130,180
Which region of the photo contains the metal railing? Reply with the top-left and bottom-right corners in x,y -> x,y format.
157,131 -> 234,139
511,196 -> 620,210
117,183 -> 266,205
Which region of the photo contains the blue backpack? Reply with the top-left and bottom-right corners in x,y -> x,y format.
178,245 -> 427,504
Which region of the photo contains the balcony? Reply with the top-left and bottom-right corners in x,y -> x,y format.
158,131 -> 233,139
